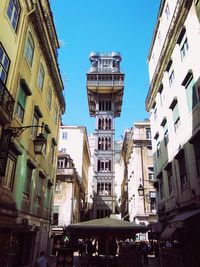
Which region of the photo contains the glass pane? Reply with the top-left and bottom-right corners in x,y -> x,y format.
18,86 -> 26,107
172,103 -> 179,122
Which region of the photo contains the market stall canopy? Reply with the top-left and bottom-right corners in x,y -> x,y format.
68,217 -> 148,237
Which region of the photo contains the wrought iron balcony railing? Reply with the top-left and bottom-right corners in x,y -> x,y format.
0,79 -> 15,123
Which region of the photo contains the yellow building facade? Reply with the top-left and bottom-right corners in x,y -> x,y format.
0,1 -> 65,266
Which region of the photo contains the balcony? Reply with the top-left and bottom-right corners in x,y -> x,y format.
0,79 -> 15,125
56,168 -> 75,181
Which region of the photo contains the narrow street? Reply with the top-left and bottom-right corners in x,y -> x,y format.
49,253 -> 160,267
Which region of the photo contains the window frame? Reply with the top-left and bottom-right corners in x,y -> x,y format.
176,150 -> 188,187
23,163 -> 34,200
37,63 -> 45,91
0,44 -> 10,84
24,32 -> 35,67
170,99 -> 181,132
15,84 -> 27,122
7,0 -> 21,32
3,153 -> 16,190
177,27 -> 189,60
182,72 -> 198,112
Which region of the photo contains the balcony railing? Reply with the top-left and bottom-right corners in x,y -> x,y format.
87,80 -> 124,87
56,167 -> 75,176
0,79 -> 15,123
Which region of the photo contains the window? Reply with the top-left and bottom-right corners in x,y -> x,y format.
99,100 -> 111,111
57,158 -> 66,168
97,159 -> 111,172
62,131 -> 68,140
3,153 -> 16,190
146,128 -> 151,140
97,182 -> 111,196
166,165 -> 174,195
154,132 -> 160,158
177,27 -> 189,60
15,84 -> 26,121
154,107 -> 157,121
166,60 -> 175,87
165,3 -> 170,20
182,72 -> 198,112
158,84 -> 164,106
149,191 -> 156,212
170,99 -> 180,132
24,32 -> 34,66
36,175 -> 44,205
176,150 -> 188,187
23,163 -> 34,199
161,118 -> 169,146
55,181 -> 62,194
148,167 -> 155,181
7,0 -> 21,31
31,112 -> 39,138
98,137 -> 111,150
53,206 -> 59,225
152,102 -> 157,121
0,44 -> 10,83
37,63 -> 45,91
60,148 -> 67,153
47,88 -> 52,110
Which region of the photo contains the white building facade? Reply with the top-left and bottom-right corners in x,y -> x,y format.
146,0 -> 200,265
121,121 -> 157,237
58,126 -> 91,217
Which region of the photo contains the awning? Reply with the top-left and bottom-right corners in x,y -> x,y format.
160,225 -> 179,239
68,217 -> 148,237
170,208 -> 200,223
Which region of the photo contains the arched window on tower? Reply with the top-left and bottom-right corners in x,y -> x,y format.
97,160 -> 101,171
109,160 -> 111,171
98,118 -> 102,130
98,137 -> 101,150
105,118 -> 108,130
105,137 -> 108,150
108,137 -> 111,150
108,118 -> 112,130
101,118 -> 105,130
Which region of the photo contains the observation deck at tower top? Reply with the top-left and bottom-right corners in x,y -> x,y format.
86,51 -> 124,117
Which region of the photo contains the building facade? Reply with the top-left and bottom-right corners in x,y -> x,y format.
0,0 -> 65,266
52,153 -> 83,254
86,52 -> 124,219
58,126 -> 91,219
146,0 -> 200,265
121,121 -> 156,240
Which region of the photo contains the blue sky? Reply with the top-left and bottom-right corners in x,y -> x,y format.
50,0 -> 160,140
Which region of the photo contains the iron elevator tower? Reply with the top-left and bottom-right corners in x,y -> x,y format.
86,52 -> 124,219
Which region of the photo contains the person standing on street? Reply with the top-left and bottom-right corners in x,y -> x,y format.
35,251 -> 50,267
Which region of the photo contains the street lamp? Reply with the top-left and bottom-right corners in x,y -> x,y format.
0,124 -> 46,176
138,184 -> 144,196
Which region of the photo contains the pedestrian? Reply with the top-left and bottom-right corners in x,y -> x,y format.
35,251 -> 50,267
141,241 -> 149,265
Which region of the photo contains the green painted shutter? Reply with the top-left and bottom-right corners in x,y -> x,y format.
18,85 -> 26,108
